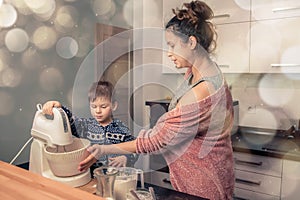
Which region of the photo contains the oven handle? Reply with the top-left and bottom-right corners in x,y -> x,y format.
162,178 -> 171,184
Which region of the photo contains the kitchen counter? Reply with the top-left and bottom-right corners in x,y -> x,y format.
0,160 -> 206,200
231,126 -> 300,161
0,160 -> 102,200
78,177 -> 207,200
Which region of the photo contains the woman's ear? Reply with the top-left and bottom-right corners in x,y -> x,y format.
112,101 -> 118,111
189,36 -> 197,50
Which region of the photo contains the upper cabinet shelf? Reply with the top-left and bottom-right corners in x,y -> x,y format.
203,0 -> 251,24
252,0 -> 300,21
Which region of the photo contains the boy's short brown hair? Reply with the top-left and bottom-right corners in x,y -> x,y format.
88,81 -> 116,103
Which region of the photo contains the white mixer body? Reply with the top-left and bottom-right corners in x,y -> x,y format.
29,104 -> 91,187
31,104 -> 73,147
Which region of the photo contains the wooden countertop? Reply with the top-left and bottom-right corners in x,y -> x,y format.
0,161 -> 103,200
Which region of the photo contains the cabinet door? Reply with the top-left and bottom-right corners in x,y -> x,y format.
281,159 -> 300,200
213,22 -> 250,73
250,17 -> 300,73
252,0 -> 300,21
203,0 -> 250,24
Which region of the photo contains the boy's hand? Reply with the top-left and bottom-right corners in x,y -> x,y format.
108,156 -> 127,167
42,101 -> 61,115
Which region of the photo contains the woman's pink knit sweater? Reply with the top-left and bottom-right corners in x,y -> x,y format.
136,83 -> 234,199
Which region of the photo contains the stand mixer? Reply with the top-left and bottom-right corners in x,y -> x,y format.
29,104 -> 91,187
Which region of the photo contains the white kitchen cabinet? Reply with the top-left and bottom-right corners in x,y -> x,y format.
213,22 -> 250,73
281,159 -> 300,200
250,17 -> 300,73
252,0 -> 300,21
202,0 -> 250,24
233,152 -> 282,199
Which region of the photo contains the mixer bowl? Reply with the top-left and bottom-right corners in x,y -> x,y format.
44,138 -> 90,177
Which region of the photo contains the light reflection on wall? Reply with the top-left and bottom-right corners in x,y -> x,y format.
32,26 -> 57,50
0,4 -> 17,27
56,36 -> 78,59
5,28 -> 29,52
0,0 -> 133,164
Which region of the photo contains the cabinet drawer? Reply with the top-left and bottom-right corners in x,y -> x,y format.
235,169 -> 281,196
234,187 -> 280,200
234,152 -> 282,177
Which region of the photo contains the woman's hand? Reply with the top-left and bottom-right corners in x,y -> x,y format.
78,144 -> 103,172
42,101 -> 61,115
108,156 -> 127,167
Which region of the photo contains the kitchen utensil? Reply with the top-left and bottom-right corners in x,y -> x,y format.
127,189 -> 153,200
149,187 -> 156,200
29,104 -> 91,187
114,167 -> 144,200
94,166 -> 119,199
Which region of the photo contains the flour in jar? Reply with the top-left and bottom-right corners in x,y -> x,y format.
114,179 -> 136,200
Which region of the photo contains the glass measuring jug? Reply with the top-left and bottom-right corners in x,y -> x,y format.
114,167 -> 144,200
94,166 -> 119,199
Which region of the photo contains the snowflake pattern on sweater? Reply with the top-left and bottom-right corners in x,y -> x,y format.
62,106 -> 138,167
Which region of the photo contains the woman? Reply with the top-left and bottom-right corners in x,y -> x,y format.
79,1 -> 234,199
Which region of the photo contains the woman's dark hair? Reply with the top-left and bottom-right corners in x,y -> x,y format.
88,81 -> 116,103
165,0 -> 217,53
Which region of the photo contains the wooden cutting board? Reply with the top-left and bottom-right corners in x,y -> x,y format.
0,161 -> 103,200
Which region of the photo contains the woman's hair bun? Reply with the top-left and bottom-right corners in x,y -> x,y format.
174,0 -> 213,23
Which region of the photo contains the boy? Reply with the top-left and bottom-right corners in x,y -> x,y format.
42,81 -> 138,174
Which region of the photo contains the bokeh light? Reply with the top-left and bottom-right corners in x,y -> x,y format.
21,47 -> 42,69
0,91 -> 14,116
0,3 -> 18,28
32,0 -> 56,21
9,0 -> 32,15
123,0 -> 134,27
92,0 -> 113,16
32,26 -> 57,50
5,28 -> 29,52
258,74 -> 294,107
241,108 -> 278,131
233,0 -> 251,10
56,36 -> 78,59
54,5 -> 78,33
1,67 -> 22,87
39,67 -> 63,92
0,48 -> 11,71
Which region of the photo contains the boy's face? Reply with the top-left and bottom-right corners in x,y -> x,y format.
89,97 -> 116,126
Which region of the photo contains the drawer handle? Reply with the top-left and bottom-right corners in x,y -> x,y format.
214,14 -> 230,19
236,178 -> 261,186
272,7 -> 300,13
233,195 -> 250,200
271,64 -> 300,67
162,178 -> 171,184
219,64 -> 230,68
235,158 -> 263,166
